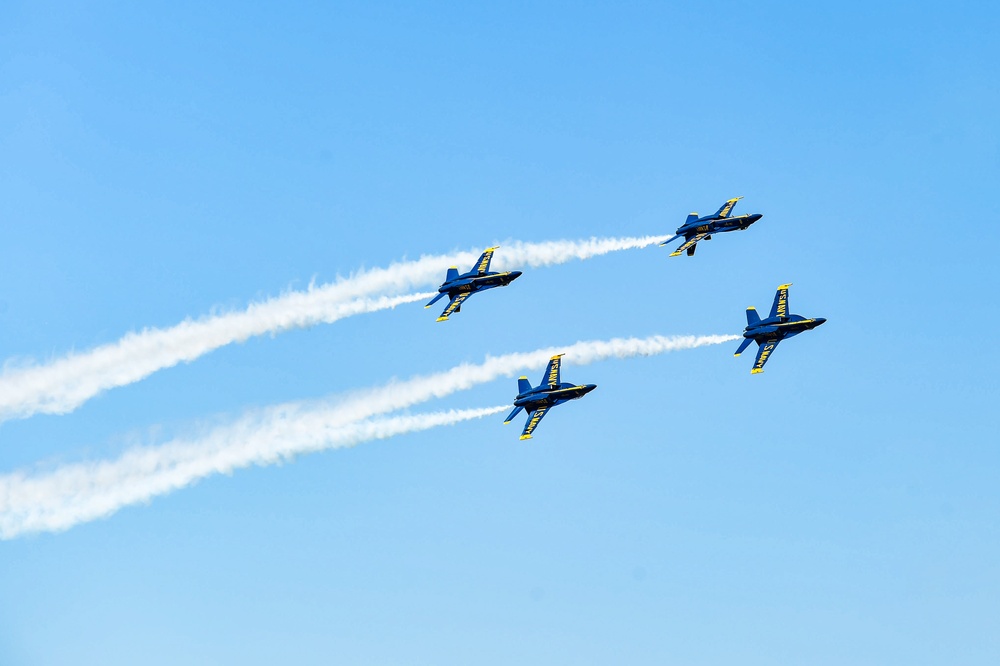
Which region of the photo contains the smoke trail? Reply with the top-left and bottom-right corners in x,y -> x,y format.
0,406 -> 507,538
0,333 -> 735,538
0,291 -> 433,422
336,334 -> 741,425
0,235 -> 667,424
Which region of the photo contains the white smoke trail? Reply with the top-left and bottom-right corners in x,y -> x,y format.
0,406 -> 507,538
0,333 -> 735,538
341,334 -> 741,422
0,235 -> 667,423
0,291 -> 433,422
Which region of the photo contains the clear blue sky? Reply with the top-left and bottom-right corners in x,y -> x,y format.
2,2 -> 999,663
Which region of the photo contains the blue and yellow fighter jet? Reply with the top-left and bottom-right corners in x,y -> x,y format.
425,247 -> 522,322
660,197 -> 762,257
504,354 -> 597,440
735,283 -> 827,373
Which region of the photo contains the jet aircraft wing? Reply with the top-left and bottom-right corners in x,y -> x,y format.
751,339 -> 780,374
769,283 -> 792,319
436,292 -> 472,321
520,405 -> 550,440
541,354 -> 563,387
670,233 -> 708,257
473,247 -> 498,275
713,196 -> 742,218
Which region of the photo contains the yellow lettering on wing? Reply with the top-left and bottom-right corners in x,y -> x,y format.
756,343 -> 776,369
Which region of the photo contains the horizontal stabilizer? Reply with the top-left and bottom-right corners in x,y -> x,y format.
504,405 -> 524,424
734,337 -> 754,357
659,234 -> 681,247
425,292 -> 447,308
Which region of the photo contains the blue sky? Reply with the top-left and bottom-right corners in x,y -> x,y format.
2,2 -> 999,664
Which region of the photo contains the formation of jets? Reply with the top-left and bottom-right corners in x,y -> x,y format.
428,197 -> 826,439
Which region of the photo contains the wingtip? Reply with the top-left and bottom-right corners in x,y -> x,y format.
519,434 -> 532,440
435,316 -> 448,322
550,353 -> 565,360
777,283 -> 793,289
751,368 -> 764,374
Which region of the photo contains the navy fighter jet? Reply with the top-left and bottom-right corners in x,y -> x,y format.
504,354 -> 597,440
660,197 -> 762,257
736,284 -> 826,373
425,247 -> 522,322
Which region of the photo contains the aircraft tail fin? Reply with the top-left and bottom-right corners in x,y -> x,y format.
517,377 -> 532,395
445,267 -> 460,283
746,307 -> 761,326
685,213 -> 699,225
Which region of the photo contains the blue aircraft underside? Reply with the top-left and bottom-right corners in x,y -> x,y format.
738,284 -> 826,373
427,247 -> 522,321
661,197 -> 762,257
504,355 -> 596,439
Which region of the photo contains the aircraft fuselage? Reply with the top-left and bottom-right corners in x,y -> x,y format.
438,270 -> 522,296
513,382 -> 597,411
744,315 -> 826,343
676,213 -> 762,238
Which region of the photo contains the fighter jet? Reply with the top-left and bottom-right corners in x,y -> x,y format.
660,197 -> 762,257
425,247 -> 522,322
735,283 -> 826,373
504,354 -> 597,440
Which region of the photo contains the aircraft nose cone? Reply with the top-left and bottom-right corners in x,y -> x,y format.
583,384 -> 597,394
815,317 -> 827,326
510,270 -> 523,279
749,213 -> 763,223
